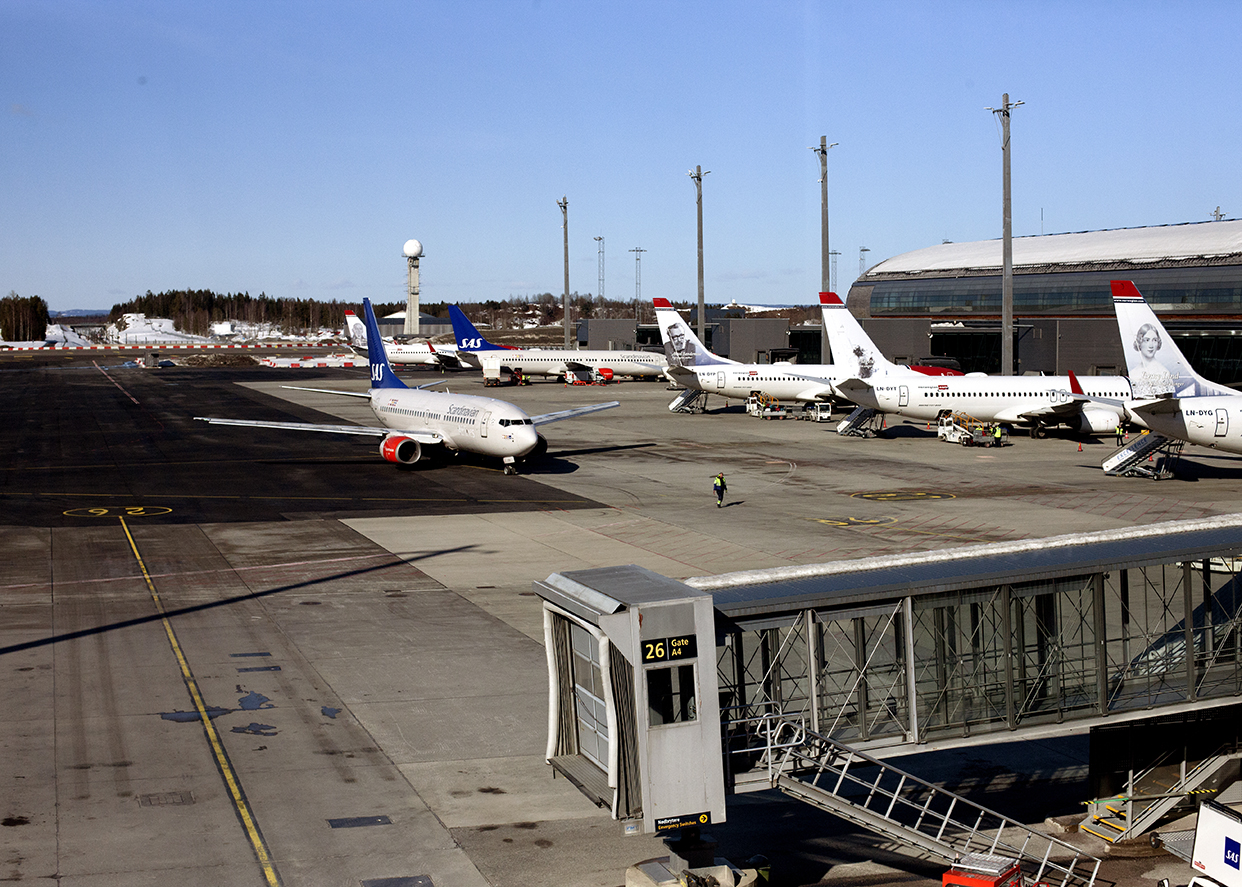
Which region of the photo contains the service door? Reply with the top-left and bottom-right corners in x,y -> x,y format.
899,386 -> 909,408
480,410 -> 491,437
1216,408 -> 1230,438
716,371 -> 725,390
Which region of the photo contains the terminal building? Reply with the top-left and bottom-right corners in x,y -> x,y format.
848,219 -> 1242,380
583,220 -> 1242,382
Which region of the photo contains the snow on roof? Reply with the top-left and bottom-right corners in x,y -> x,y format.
866,219 -> 1242,278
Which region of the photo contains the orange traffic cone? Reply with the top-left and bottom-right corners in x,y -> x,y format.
1078,442 -> 1083,452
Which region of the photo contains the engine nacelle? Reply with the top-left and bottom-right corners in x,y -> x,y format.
1074,408 -> 1121,435
597,367 -> 614,382
528,433 -> 548,461
380,435 -> 422,465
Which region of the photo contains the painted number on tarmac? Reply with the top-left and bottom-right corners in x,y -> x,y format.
63,506 -> 173,518
814,516 -> 898,528
850,491 -> 956,502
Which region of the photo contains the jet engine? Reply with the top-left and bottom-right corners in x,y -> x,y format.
597,367 -> 614,382
528,433 -> 548,461
380,435 -> 422,465
1074,408 -> 1121,435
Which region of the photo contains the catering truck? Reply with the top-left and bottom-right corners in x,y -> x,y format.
1190,800 -> 1242,887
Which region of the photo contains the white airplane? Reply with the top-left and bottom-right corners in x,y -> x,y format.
448,305 -> 668,382
1094,279 -> 1242,454
818,290 -> 1129,437
343,310 -> 468,369
197,299 -> 619,474
652,296 -> 960,406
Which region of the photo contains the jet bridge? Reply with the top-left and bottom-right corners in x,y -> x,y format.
537,515 -> 1242,864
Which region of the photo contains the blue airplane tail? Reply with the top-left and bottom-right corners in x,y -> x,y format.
363,299 -> 407,389
448,305 -> 509,352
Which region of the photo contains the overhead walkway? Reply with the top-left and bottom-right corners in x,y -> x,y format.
537,515 -> 1242,851
1101,432 -> 1183,478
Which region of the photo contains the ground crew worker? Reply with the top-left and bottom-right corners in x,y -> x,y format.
994,425 -> 1003,447
1115,423 -> 1124,446
713,472 -> 727,507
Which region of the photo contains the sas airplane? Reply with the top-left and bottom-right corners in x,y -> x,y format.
1095,279 -> 1242,453
197,299 -> 619,474
819,291 -> 1129,437
343,309 -> 469,369
653,296 -> 959,406
448,305 -> 668,382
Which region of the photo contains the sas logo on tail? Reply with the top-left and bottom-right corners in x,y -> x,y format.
459,337 -> 486,349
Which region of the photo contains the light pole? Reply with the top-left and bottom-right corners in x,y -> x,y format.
558,197 -> 570,348
811,137 -> 838,360
859,246 -> 870,276
988,94 -> 1023,375
630,246 -> 646,324
689,165 -> 710,341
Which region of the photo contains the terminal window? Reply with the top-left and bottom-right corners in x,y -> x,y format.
647,664 -> 697,726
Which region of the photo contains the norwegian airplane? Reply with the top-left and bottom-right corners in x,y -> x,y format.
342,310 -> 469,369
1091,280 -> 1242,453
652,296 -> 959,405
448,305 -> 668,382
818,291 -> 1129,436
197,299 -> 618,474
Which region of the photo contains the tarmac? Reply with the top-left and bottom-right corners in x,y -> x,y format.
3,357 -> 1237,886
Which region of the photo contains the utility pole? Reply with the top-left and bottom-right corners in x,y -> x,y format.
811,137 -> 838,361
630,247 -> 646,324
594,234 -> 605,302
558,196 -> 570,348
689,165 -> 710,341
829,250 -> 840,293
859,246 -> 870,276
989,94 -> 1023,375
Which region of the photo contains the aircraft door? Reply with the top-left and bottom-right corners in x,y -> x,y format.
716,371 -> 725,390
899,385 -> 909,407
1216,408 -> 1229,438
481,410 -> 491,437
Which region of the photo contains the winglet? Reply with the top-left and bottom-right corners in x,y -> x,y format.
1068,369 -> 1084,395
819,291 -> 844,306
1111,280 -> 1144,300
363,299 -> 407,390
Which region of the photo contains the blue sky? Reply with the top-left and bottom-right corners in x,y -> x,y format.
4,1 -> 1240,312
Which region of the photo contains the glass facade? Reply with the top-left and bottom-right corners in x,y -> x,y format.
867,266 -> 1242,316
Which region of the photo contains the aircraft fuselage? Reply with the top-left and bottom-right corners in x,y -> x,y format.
370,387 -> 540,458
1127,396 -> 1242,455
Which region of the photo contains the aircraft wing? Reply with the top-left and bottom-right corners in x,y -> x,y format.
563,360 -> 593,372
529,401 -> 620,426
194,416 -> 443,445
828,377 -> 873,399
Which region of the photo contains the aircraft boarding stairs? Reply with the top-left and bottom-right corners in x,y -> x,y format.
1080,747 -> 1242,844
731,715 -> 1101,887
669,388 -> 710,413
836,407 -> 885,437
1101,433 -> 1184,479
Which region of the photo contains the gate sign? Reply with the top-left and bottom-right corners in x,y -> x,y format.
642,634 -> 698,663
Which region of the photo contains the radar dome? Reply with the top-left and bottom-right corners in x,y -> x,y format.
403,239 -> 423,258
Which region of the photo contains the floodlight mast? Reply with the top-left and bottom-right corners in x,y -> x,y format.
811,137 -> 838,360
689,165 -> 710,341
630,246 -> 645,324
558,197 -> 570,348
988,93 -> 1023,375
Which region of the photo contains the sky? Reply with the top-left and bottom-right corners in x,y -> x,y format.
3,1 -> 1241,313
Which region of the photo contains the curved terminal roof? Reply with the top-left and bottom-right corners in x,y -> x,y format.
863,219 -> 1242,280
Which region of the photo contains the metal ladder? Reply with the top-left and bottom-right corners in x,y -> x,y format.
836,407 -> 883,437
668,388 -> 709,413
1101,433 -> 1183,478
1080,751 -> 1240,843
757,717 -> 1100,887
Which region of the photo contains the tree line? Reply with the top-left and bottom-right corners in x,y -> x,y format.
1,292 -> 50,342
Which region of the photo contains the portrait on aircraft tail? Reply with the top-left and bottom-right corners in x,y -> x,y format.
1130,322 -> 1176,398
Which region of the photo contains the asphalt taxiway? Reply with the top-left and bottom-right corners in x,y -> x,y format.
3,356 -> 1238,886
